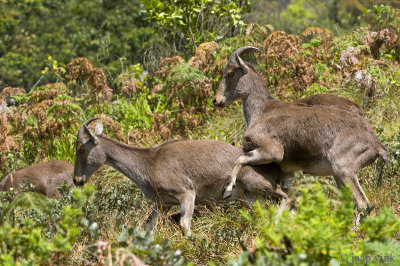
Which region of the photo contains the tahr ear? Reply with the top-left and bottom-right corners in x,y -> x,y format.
86,127 -> 99,146
95,121 -> 103,136
235,53 -> 249,74
80,118 -> 100,146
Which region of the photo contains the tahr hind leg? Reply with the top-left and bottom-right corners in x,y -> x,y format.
224,136 -> 284,199
179,191 -> 196,236
145,204 -> 171,231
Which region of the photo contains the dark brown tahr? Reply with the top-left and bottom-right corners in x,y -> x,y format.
216,46 -> 387,212
214,46 -> 362,127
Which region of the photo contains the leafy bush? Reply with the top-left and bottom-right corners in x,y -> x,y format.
161,63 -> 212,109
0,185 -> 96,265
0,83 -> 82,175
233,184 -> 400,265
114,227 -> 187,265
85,180 -> 144,228
142,0 -> 250,53
0,0 -> 158,89
0,178 -> 193,265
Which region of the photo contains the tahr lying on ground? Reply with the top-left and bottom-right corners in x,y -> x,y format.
73,118 -> 287,236
215,46 -> 387,211
0,160 -> 74,198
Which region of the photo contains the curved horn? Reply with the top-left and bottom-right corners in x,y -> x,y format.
228,46 -> 260,64
84,117 -> 100,127
78,117 -> 100,142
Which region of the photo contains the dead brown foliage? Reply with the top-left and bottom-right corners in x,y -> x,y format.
301,27 -> 333,40
0,87 -> 25,101
261,28 -> 333,95
4,83 -> 82,164
67,57 -> 113,102
188,42 -> 218,74
262,31 -> 313,93
338,46 -> 377,103
118,74 -> 141,99
0,113 -> 17,171
362,28 -> 400,59
339,46 -> 366,73
31,83 -> 68,102
155,56 -> 185,80
87,114 -> 124,142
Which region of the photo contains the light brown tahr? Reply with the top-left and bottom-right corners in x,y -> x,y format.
0,161 -> 74,198
73,118 -> 287,236
215,46 -> 387,211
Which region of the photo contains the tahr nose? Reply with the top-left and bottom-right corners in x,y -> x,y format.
213,98 -> 217,105
73,176 -> 83,186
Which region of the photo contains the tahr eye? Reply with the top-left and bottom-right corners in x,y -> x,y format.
227,72 -> 235,77
79,148 -> 85,155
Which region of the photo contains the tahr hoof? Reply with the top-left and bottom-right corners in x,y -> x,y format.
366,203 -> 375,214
222,189 -> 233,200
357,203 -> 375,215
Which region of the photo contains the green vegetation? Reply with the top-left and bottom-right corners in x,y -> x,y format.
0,0 -> 158,89
1,1 -> 400,265
142,0 -> 250,53
235,185 -> 400,265
250,0 -> 400,33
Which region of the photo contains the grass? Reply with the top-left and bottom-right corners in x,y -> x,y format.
63,76 -> 400,264
2,74 -> 399,264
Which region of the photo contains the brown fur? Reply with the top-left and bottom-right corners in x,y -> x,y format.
215,59 -> 363,126
216,47 -> 387,211
295,94 -> 363,116
74,119 -> 287,235
0,161 -> 74,198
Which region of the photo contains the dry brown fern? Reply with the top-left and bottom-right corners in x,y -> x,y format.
117,73 -> 142,99
188,42 -> 218,74
155,56 -> 185,80
5,82 -> 83,160
86,114 -> 124,142
262,31 -> 314,94
261,29 -> 335,95
31,83 -> 68,102
301,27 -> 333,40
362,28 -> 399,59
0,87 -> 26,102
0,112 -> 17,172
67,57 -> 112,102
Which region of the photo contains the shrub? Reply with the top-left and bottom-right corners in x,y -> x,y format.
234,184 -> 400,265
67,57 -> 113,104
113,227 -> 187,265
0,184 -> 96,265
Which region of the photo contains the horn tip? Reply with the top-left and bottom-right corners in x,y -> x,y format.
83,117 -> 100,126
